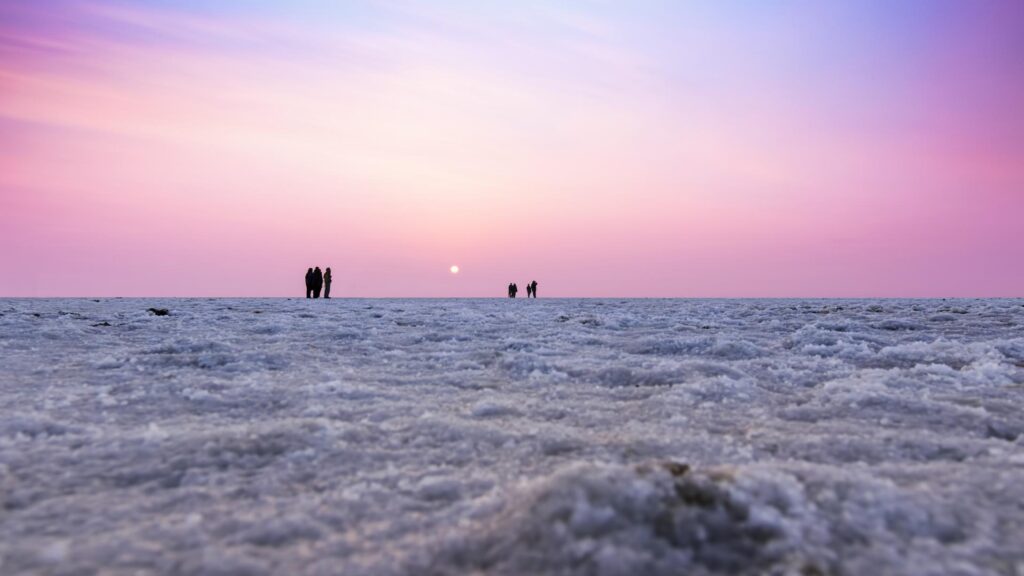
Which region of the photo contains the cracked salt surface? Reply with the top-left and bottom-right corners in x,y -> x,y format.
1,298 -> 1023,575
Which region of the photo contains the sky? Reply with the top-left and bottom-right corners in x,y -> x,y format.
1,0 -> 1022,297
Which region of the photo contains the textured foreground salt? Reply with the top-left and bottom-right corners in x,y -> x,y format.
1,298 -> 1022,575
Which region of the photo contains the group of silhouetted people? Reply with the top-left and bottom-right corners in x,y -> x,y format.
507,280 -> 538,298
304,267 -> 332,299
303,266 -> 542,299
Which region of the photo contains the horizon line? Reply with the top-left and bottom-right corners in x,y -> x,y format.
1,295 -> 1020,300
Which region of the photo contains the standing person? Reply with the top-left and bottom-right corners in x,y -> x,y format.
512,283 -> 518,298
323,268 -> 333,299
525,283 -> 533,298
507,283 -> 514,298
530,280 -> 538,298
313,267 -> 324,298
305,268 -> 314,299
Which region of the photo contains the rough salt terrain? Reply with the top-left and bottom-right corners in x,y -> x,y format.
1,298 -> 1023,575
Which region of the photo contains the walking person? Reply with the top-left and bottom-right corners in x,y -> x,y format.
313,267 -> 324,298
324,267 -> 333,299
305,268 -> 314,298
530,280 -> 538,298
511,283 -> 518,298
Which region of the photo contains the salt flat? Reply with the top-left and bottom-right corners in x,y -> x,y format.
1,298 -> 1022,575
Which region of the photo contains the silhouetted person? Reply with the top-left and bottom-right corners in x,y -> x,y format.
530,280 -> 538,298
525,282 -> 533,298
305,268 -> 314,298
313,267 -> 324,298
512,283 -> 518,298
324,267 -> 333,299
508,283 -> 514,298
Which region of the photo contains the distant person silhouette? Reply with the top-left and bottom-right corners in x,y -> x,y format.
312,267 -> 324,298
324,267 -> 333,299
530,280 -> 538,298
525,283 -> 532,298
512,283 -> 518,298
305,268 -> 314,298
508,283 -> 514,298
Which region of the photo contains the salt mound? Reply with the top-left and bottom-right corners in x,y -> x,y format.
423,461 -> 830,576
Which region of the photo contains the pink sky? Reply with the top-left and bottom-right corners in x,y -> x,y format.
1,1 -> 1022,296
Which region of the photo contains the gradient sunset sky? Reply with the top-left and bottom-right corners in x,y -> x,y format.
2,1 -> 1022,297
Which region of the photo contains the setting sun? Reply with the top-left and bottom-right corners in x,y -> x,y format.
450,265 -> 460,275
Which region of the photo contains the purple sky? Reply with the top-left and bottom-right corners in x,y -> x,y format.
1,1 -> 1022,296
